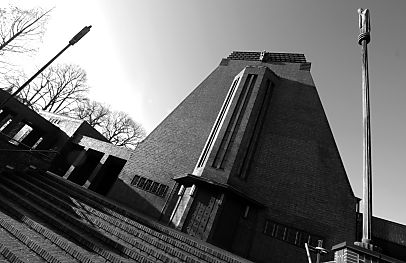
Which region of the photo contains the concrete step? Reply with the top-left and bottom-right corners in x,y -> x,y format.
19,171 -> 207,263
0,226 -> 45,263
31,168 -> 251,263
5,171 -> 181,263
0,210 -> 70,263
33,170 -> 223,263
0,243 -> 28,263
0,192 -> 105,263
0,176 -> 137,263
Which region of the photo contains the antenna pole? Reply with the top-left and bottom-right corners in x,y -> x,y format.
358,8 -> 373,248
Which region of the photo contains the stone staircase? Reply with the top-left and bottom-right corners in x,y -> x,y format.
0,166 -> 252,263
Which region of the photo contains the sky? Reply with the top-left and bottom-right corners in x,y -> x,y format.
4,0 -> 406,226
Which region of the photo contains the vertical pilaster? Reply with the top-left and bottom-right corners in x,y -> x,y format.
63,147 -> 88,179
1,115 -> 24,138
83,153 -> 108,188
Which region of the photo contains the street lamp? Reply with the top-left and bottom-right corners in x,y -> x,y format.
0,25 -> 92,108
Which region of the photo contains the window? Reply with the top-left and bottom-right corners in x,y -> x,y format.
131,174 -> 169,198
144,180 -> 152,191
157,185 -> 169,197
286,229 -> 297,245
297,232 -> 310,248
131,175 -> 140,185
137,178 -> 146,188
275,225 -> 286,240
243,205 -> 250,219
0,118 -> 12,132
263,219 -> 324,249
264,221 -> 276,236
10,124 -> 33,145
150,182 -> 159,194
31,137 -> 43,149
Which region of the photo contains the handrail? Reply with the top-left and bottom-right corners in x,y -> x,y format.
0,131 -> 61,160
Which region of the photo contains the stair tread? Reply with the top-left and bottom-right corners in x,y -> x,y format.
0,168 -> 252,263
31,173 -> 212,263
23,173 -> 206,263
0,195 -> 107,263
2,173 -> 170,263
0,209 -> 79,263
0,179 -> 132,263
35,171 -> 236,262
0,227 -> 45,263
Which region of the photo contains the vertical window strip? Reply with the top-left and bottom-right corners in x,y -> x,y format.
218,74 -> 257,169
239,80 -> 274,179
197,77 -> 240,168
131,174 -> 169,198
263,219 -> 324,249
212,74 -> 254,168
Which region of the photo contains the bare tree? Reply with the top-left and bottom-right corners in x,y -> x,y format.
0,6 -> 51,80
0,6 -> 51,54
74,100 -> 110,127
6,64 -> 89,114
73,100 -> 146,148
102,111 -> 146,148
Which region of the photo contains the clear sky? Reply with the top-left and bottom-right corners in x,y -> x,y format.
5,0 -> 406,226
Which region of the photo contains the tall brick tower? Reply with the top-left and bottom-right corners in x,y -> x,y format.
109,51 -> 357,262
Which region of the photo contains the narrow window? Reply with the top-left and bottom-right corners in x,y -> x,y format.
275,225 -> 286,240
262,219 -> 324,249
243,205 -> 250,219
157,185 -> 169,197
0,118 -> 12,132
137,178 -> 146,188
144,180 -> 152,191
264,220 -> 277,236
150,182 -> 159,194
131,175 -> 140,186
286,229 -> 297,244
297,232 -> 310,248
10,124 -> 33,145
31,137 -> 43,149
264,220 -> 269,234
197,77 -> 240,168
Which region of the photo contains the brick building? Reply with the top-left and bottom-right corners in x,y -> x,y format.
105,51 -> 406,262
104,51 -> 356,262
0,52 -> 405,263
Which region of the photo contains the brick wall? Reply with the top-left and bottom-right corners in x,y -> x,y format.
226,71 -> 357,253
111,57 -> 318,219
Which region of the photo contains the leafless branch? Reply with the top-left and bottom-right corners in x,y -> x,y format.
72,101 -> 146,149
0,6 -> 52,53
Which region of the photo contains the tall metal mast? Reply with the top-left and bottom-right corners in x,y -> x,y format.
358,8 -> 372,247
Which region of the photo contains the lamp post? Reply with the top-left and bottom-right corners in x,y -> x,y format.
0,26 -> 92,108
357,8 -> 373,249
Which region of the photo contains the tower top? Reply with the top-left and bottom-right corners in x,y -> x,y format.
227,51 -> 307,63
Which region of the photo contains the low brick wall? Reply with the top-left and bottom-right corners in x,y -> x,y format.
332,242 -> 406,263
